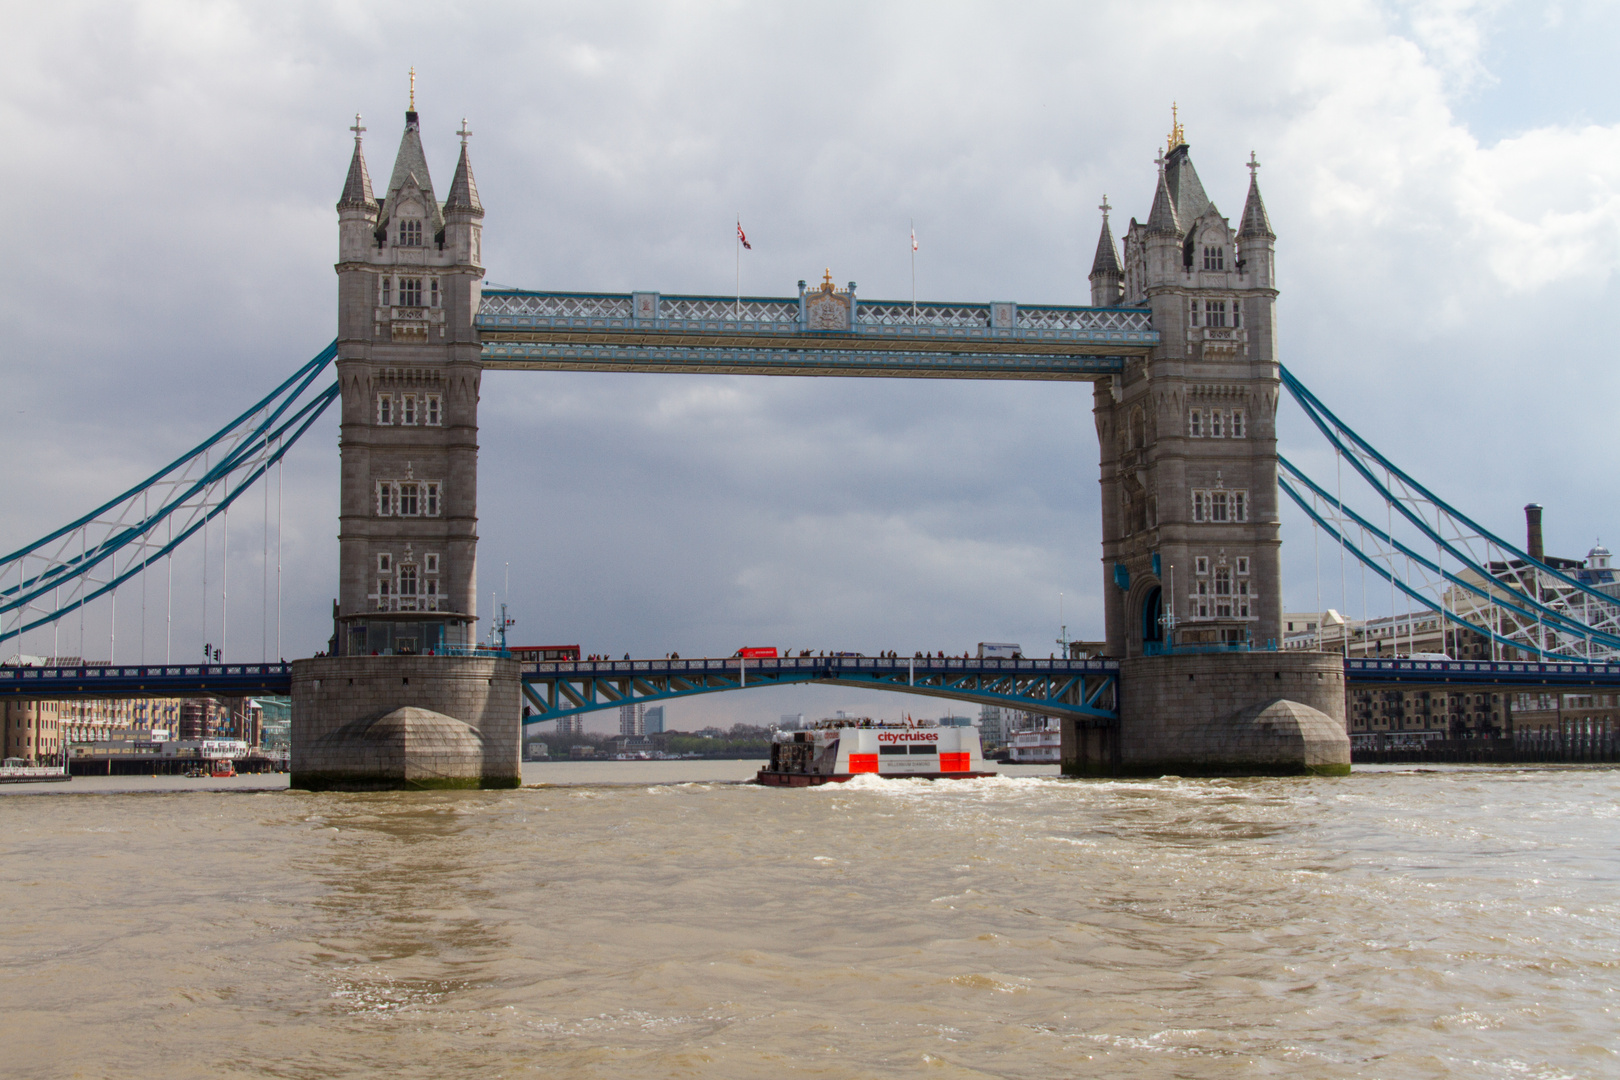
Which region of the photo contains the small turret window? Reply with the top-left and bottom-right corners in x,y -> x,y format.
401,395 -> 417,425
1203,246 -> 1225,271
425,394 -> 441,426
377,394 -> 393,424
430,279 -> 440,307
399,219 -> 423,247
380,277 -> 391,307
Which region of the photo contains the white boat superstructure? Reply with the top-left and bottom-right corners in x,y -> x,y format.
758,718 -> 996,786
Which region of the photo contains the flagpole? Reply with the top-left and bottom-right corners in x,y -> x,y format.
910,219 -> 916,323
735,212 -> 741,320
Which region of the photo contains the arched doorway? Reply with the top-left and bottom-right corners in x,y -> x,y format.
1140,586 -> 1163,652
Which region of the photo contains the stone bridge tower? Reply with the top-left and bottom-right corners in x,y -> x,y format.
1071,117 -> 1350,777
1091,123 -> 1280,659
290,96 -> 519,791
332,105 -> 484,656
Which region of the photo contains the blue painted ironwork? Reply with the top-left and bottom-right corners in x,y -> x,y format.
521,655 -> 1119,724
1276,462 -> 1620,657
1280,365 -> 1620,660
0,662 -> 292,698
1345,657 -> 1620,688
1,343 -> 340,647
477,289 -> 1154,379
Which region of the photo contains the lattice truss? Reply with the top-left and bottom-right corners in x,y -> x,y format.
0,344 -> 341,649
1278,367 -> 1620,661
522,658 -> 1119,721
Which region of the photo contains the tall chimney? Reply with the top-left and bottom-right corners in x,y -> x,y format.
1525,503 -> 1544,562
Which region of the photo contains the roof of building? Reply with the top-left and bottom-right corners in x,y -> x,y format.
1163,143 -> 1211,223
338,137 -> 377,212
376,110 -> 446,241
444,141 -> 482,215
1090,214 -> 1122,278
1239,168 -> 1275,240
1145,162 -> 1182,236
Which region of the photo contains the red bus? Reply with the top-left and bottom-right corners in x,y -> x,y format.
509,645 -> 581,663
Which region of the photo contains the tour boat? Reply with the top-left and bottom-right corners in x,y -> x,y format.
757,718 -> 996,786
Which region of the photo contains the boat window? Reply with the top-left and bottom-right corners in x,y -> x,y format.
909,743 -> 939,754
879,745 -> 908,755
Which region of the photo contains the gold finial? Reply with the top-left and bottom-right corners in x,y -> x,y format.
1167,102 -> 1185,152
409,67 -> 416,111
822,268 -> 835,292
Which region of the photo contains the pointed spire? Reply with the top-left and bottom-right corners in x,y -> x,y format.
338,113 -> 377,211
1146,152 -> 1182,236
1090,195 -> 1122,277
444,118 -> 483,216
376,103 -> 444,241
1239,151 -> 1275,239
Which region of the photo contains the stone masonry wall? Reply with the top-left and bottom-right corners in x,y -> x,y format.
290,655 -> 520,789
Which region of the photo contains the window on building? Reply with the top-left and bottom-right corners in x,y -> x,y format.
377,394 -> 393,425
1190,299 -> 1201,327
399,219 -> 423,247
1194,580 -> 1210,618
1236,556 -> 1249,575
376,482 -> 393,516
381,276 -> 392,307
1231,409 -> 1246,438
424,553 -> 439,574
377,553 -> 392,573
1234,491 -> 1248,522
1211,491 -> 1229,522
1204,300 -> 1228,327
425,579 -> 438,610
425,394 -> 441,426
400,278 -> 423,307
1193,491 -> 1207,522
377,579 -> 391,610
1195,556 -> 1210,576
402,395 -> 416,425
399,565 -> 417,598
399,483 -> 419,516
1189,409 -> 1203,437
425,482 -> 440,516
1203,245 -> 1225,271
1211,410 -> 1225,438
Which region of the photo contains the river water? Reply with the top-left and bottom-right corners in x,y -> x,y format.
2,763 -> 1616,1078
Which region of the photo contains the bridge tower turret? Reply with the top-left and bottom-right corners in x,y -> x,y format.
1100,119 -> 1283,659
331,103 -> 484,657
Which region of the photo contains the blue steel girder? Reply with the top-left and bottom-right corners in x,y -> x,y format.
1344,657 -> 1620,689
520,655 -> 1120,724
0,662 -> 292,698
476,290 -> 1154,380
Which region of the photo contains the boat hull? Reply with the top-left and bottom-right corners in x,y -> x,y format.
756,769 -> 998,786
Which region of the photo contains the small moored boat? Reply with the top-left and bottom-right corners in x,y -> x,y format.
757,717 -> 996,786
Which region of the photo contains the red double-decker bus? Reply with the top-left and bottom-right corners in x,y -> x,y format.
509,645 -> 581,663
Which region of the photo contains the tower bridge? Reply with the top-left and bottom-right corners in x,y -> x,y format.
8,97 -> 1614,785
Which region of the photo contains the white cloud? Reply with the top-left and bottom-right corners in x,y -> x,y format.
2,0 -> 1618,686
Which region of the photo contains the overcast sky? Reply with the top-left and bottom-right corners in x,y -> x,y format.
3,0 -> 1618,731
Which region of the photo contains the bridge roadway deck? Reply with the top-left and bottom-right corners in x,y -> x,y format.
521,654 -> 1122,724
4,655 -> 1616,708
1343,657 -> 1620,688
475,290 -> 1155,379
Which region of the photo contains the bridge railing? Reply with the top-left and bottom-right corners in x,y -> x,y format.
1345,657 -> 1620,683
476,290 -> 1156,345
522,656 -> 1121,676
